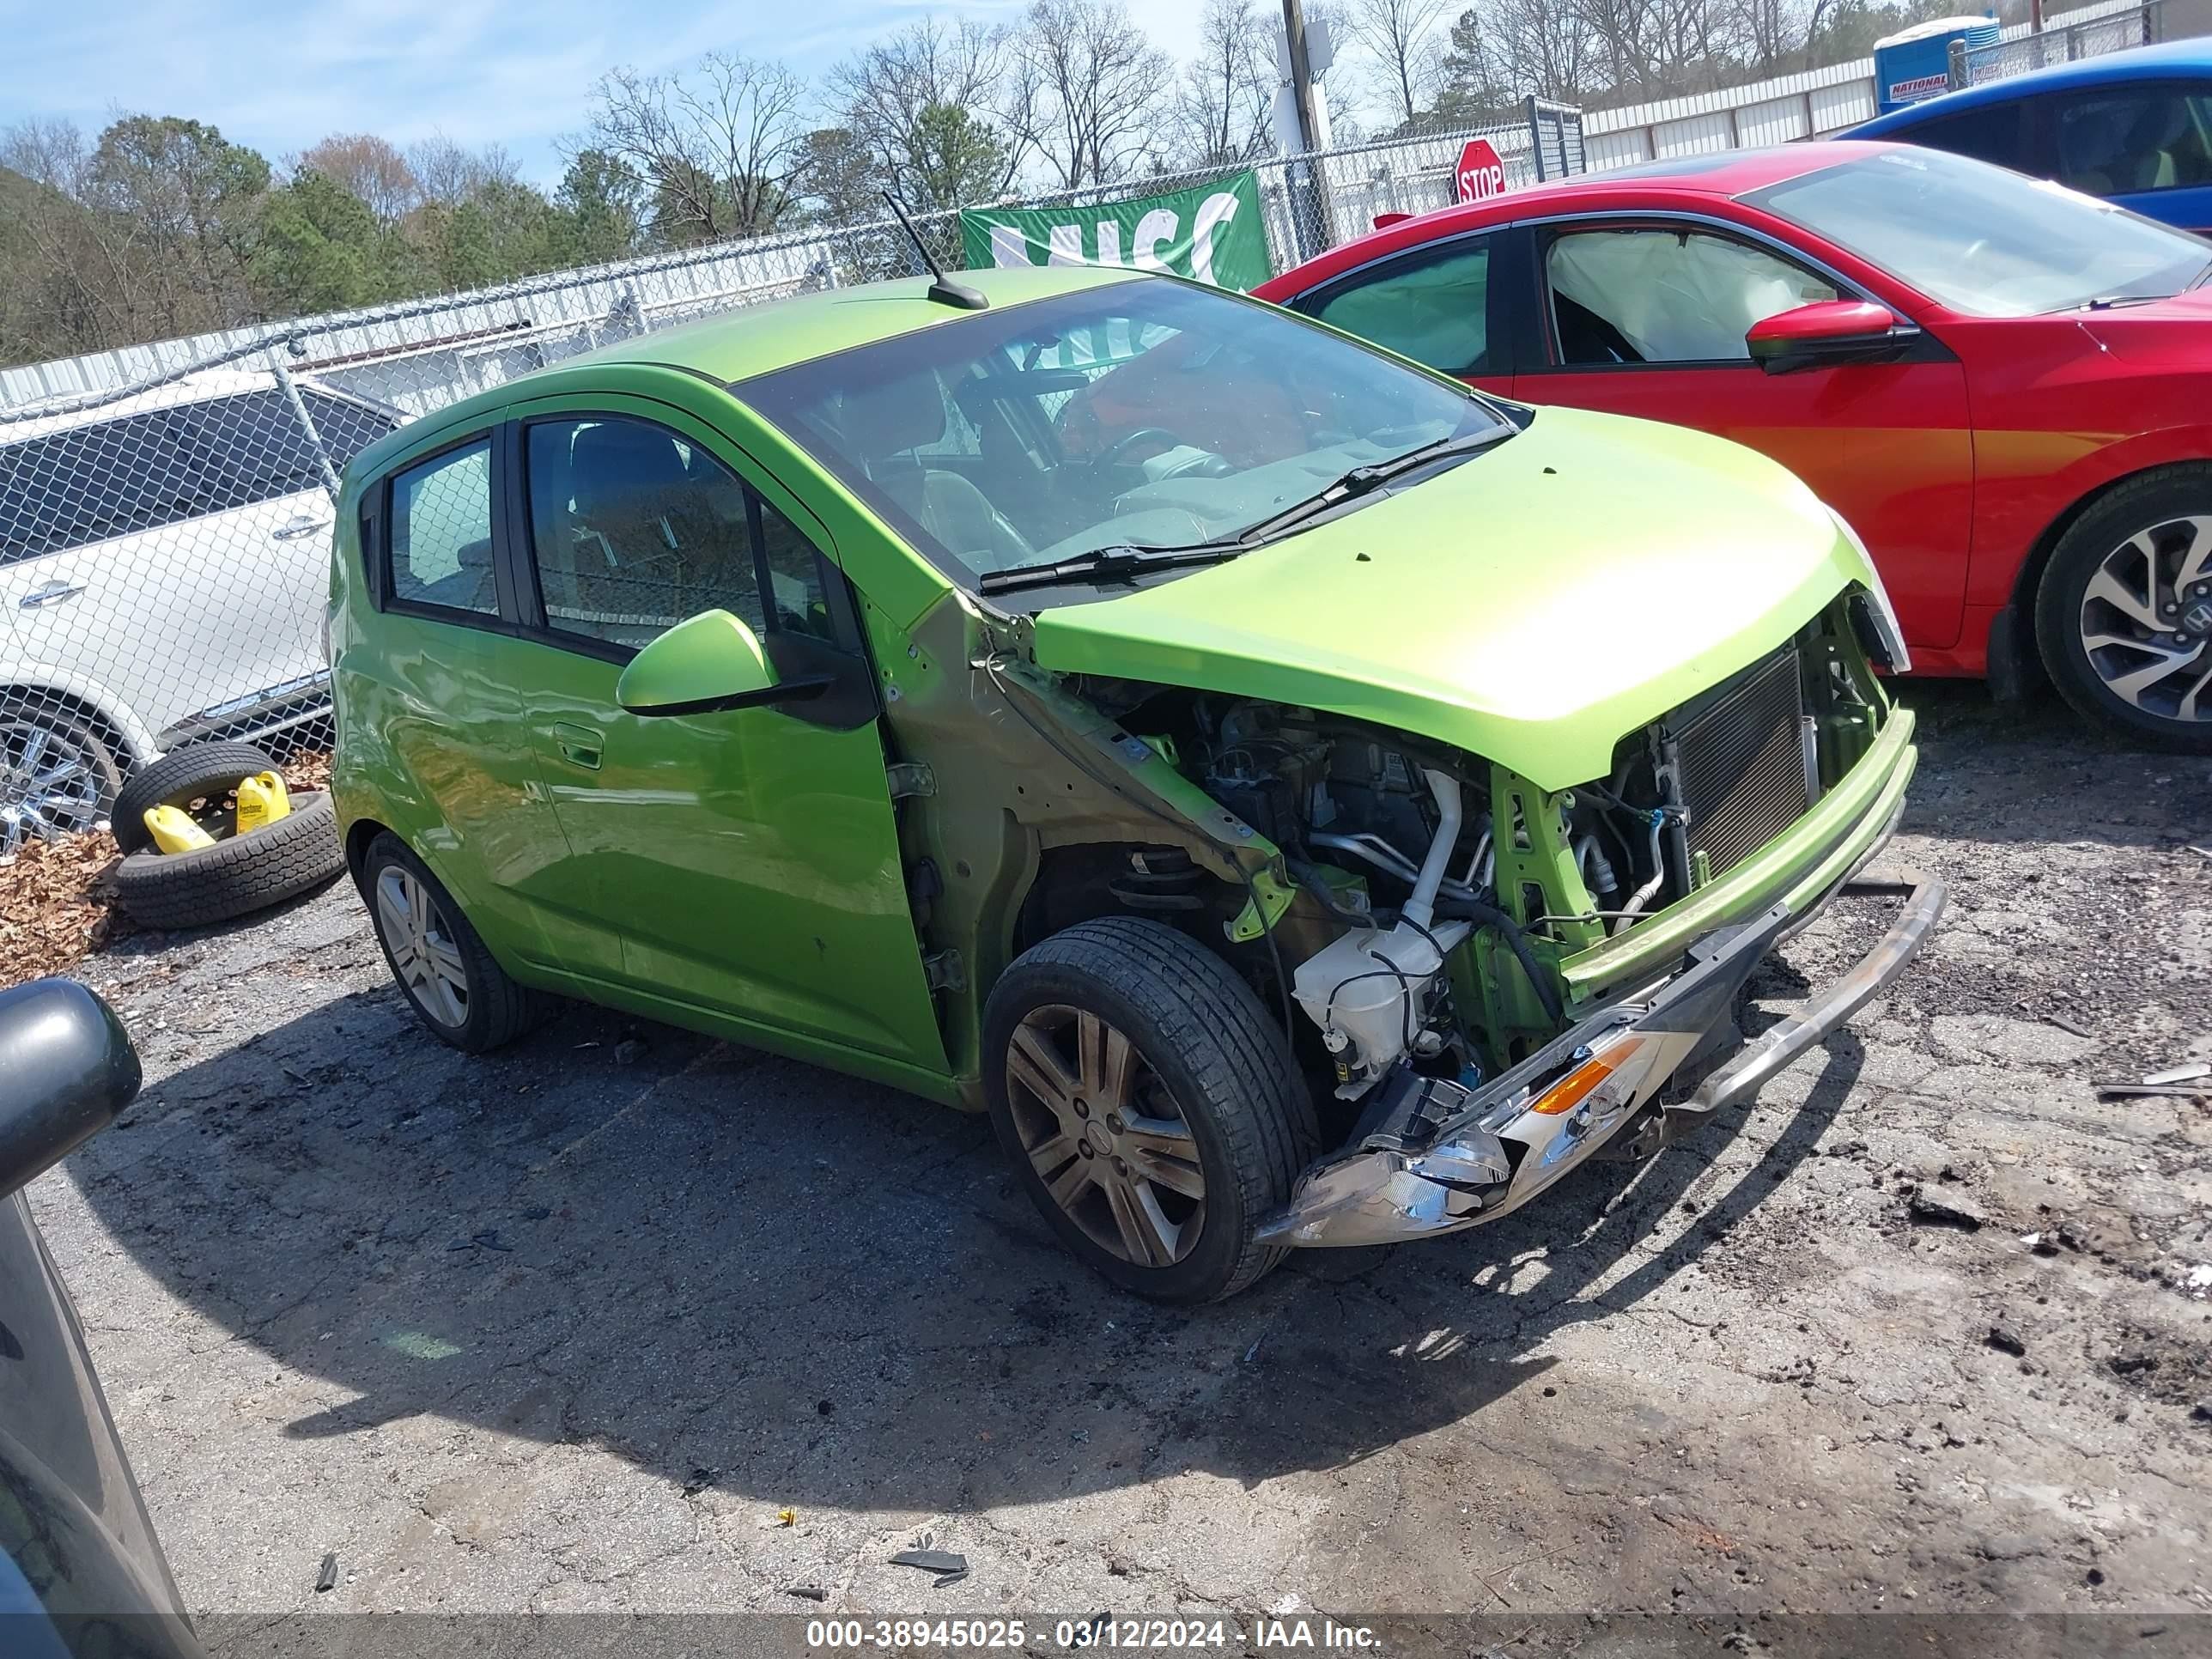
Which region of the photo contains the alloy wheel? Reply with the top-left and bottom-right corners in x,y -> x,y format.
2077,514 -> 2212,724
1004,1003 -> 1206,1268
0,716 -> 106,860
374,865 -> 471,1028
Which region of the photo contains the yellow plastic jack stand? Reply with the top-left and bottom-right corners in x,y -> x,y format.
234,771 -> 292,835
143,805 -> 215,854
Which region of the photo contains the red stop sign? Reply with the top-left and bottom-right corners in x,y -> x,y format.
1455,138 -> 1508,204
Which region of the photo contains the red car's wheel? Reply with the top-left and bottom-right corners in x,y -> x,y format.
2036,466 -> 2212,755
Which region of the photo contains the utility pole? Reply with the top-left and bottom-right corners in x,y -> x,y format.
1282,0 -> 1322,154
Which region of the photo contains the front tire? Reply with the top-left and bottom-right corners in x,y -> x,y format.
2035,466 -> 2212,752
1,699 -> 121,860
983,917 -> 1316,1304
360,833 -> 540,1054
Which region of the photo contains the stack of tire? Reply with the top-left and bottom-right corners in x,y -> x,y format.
110,742 -> 345,931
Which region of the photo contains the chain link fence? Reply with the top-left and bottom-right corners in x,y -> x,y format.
0,102 -> 1578,857
1955,0 -> 2180,86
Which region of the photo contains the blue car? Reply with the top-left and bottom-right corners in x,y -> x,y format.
1850,37 -> 2212,233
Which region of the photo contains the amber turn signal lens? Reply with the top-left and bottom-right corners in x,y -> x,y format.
1528,1036 -> 1646,1115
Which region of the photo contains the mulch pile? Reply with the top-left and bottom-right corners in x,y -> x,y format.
0,831 -> 135,985
1,750 -> 333,987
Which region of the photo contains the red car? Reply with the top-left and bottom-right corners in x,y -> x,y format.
1256,141 -> 2212,750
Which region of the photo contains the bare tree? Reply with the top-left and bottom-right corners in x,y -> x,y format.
408,131 -> 522,206
1012,0 -> 1174,189
827,15 -> 1026,208
1476,0 -> 1596,100
580,52 -> 809,242
1172,0 -> 1275,165
301,133 -> 419,222
1343,0 -> 1452,130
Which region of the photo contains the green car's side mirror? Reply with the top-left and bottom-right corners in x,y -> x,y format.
617,610 -> 830,718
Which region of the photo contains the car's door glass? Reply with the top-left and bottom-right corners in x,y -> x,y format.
1547,227 -> 1837,366
389,441 -> 497,615
2054,88 -> 2212,194
1312,240 -> 1492,375
752,494 -> 841,647
1899,100 -> 2025,169
164,390 -> 398,514
525,417 -> 766,649
0,412 -> 198,565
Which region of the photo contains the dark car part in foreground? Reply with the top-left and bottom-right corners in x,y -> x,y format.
0,978 -> 202,1659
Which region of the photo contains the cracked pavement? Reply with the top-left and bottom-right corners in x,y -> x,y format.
26,684 -> 2212,1632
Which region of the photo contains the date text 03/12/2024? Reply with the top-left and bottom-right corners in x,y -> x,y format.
803,1618 -> 1385,1650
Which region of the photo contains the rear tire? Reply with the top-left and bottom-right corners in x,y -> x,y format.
359,833 -> 541,1054
2034,466 -> 2212,753
983,917 -> 1316,1304
112,740 -> 279,854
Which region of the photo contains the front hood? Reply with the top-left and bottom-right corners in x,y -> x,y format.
1030,406 -> 1876,792
2078,284 -> 2212,364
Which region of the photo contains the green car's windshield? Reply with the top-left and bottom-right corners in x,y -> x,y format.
1747,147 -> 2212,317
735,279 -> 1501,597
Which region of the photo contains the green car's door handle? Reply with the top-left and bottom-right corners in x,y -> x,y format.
550,722 -> 604,770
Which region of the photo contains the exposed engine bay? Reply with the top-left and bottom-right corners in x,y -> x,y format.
1058,621 -> 1875,1122
1070,683 -> 1773,1103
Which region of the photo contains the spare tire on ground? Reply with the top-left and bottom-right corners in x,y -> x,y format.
112,789 -> 344,931
111,740 -> 278,855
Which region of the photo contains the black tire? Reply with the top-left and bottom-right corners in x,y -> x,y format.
112,740 -> 279,854
982,916 -> 1317,1304
1,696 -> 122,860
358,832 -> 541,1054
111,789 -> 344,930
2033,465 -> 2212,754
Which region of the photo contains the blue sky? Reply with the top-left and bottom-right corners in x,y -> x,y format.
0,0 -> 1205,183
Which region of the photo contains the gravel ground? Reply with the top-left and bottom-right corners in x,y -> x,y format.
26,683 -> 2212,1638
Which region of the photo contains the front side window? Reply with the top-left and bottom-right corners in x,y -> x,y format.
1748,147 -> 2210,315
1546,226 -> 1837,366
0,411 -> 197,566
389,441 -> 496,616
2052,87 -> 2212,196
1310,239 -> 1493,376
736,280 -> 1500,599
524,416 -> 843,655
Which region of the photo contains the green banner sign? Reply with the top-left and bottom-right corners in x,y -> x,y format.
960,171 -> 1271,292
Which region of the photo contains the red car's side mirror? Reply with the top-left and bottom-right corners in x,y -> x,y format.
1746,300 -> 1911,375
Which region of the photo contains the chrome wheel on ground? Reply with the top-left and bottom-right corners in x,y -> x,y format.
358,832 -> 541,1054
2039,468 -> 2212,754
0,712 -> 116,859
983,916 -> 1316,1304
374,865 -> 471,1030
2076,514 -> 2212,724
1006,1004 -> 1207,1269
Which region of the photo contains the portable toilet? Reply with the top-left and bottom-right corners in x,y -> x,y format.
1873,15 -> 2002,112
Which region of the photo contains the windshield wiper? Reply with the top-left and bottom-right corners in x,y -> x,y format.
977,539 -> 1247,595
1236,425 -> 1515,545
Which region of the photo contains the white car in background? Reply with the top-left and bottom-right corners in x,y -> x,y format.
0,369 -> 399,857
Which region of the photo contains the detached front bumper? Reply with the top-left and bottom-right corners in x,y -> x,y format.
1256,865 -> 1946,1249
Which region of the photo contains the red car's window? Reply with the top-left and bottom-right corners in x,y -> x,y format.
1546,228 -> 1835,366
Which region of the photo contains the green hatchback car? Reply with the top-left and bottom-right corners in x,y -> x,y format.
329,264 -> 1943,1302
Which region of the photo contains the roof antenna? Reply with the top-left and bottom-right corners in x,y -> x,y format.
881,190 -> 988,311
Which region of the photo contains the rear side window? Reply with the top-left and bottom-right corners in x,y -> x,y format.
0,410 -> 197,566
1310,238 -> 1494,376
389,441 -> 496,616
1895,100 -> 2026,170
2051,87 -> 2212,196
167,389 -> 398,513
